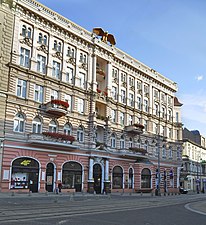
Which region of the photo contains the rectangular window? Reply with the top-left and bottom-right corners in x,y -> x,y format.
144,99 -> 148,112
52,61 -> 61,79
51,90 -> 58,100
111,86 -> 117,100
17,79 -> 27,98
34,84 -> 43,103
119,112 -> 125,126
128,115 -> 133,125
78,72 -> 85,88
137,97 -> 142,110
120,90 -> 126,104
128,93 -> 134,107
20,47 -> 30,68
37,54 -> 46,74
77,98 -> 84,114
65,94 -> 72,111
66,67 -> 73,84
111,109 -> 116,123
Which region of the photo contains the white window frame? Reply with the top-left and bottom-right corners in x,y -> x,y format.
32,117 -> 42,134
13,113 -> 25,132
77,98 -> 84,114
17,79 -> 27,98
52,61 -> 61,79
20,47 -> 30,68
34,84 -> 43,103
37,54 -> 46,74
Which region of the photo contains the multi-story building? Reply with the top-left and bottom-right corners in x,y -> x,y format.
0,0 -> 183,194
181,128 -> 206,192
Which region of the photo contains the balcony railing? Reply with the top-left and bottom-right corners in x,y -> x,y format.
44,100 -> 69,116
27,132 -> 76,148
124,124 -> 144,134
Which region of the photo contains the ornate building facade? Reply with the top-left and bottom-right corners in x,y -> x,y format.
181,128 -> 206,192
0,0 -> 183,194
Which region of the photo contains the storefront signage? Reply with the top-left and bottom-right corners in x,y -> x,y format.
20,160 -> 31,166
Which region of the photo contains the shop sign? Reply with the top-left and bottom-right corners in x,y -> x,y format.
20,160 -> 31,166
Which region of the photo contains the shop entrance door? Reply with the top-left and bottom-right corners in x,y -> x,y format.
93,164 -> 102,194
46,163 -> 54,192
28,171 -> 39,193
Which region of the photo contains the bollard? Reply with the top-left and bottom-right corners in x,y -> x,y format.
11,191 -> 14,196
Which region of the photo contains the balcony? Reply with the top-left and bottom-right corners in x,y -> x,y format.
96,89 -> 108,102
27,132 -> 76,149
124,124 -> 144,135
129,147 -> 147,155
44,100 -> 69,117
111,147 -> 148,159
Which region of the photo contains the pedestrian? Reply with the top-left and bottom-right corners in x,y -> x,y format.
58,182 -> 62,193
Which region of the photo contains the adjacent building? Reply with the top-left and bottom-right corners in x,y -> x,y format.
0,0 -> 183,194
181,128 -> 206,192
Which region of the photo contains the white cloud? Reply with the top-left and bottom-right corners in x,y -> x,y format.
196,75 -> 204,81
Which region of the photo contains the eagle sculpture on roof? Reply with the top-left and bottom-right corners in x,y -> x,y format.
93,28 -> 116,46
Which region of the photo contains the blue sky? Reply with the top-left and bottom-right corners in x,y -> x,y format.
38,0 -> 206,137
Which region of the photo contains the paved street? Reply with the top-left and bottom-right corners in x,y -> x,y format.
0,192 -> 205,225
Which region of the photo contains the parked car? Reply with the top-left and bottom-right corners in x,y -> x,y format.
179,187 -> 188,194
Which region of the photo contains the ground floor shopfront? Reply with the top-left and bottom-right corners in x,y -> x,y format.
0,141 -> 180,194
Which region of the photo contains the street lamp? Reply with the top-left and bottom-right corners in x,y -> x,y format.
155,134 -> 161,196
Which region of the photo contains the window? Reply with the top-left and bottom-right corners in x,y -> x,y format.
137,97 -> 141,110
64,123 -> 72,135
78,72 -> 85,88
144,99 -> 148,112
177,147 -> 181,159
37,54 -> 46,74
32,117 -> 42,133
66,67 -> 73,84
128,115 -> 133,125
129,77 -> 134,86
129,137 -> 133,148
53,41 -> 61,52
119,112 -> 125,126
129,168 -> 134,189
13,113 -> 25,132
176,112 -> 179,123
65,94 -> 72,111
169,147 -> 173,158
43,35 -> 47,45
141,168 -> 151,188
79,53 -> 83,62
49,120 -> 57,133
120,90 -> 126,104
137,80 -> 141,90
168,109 -> 172,121
54,40 -> 57,50
21,25 -> 26,37
111,109 -> 116,123
128,93 -> 134,107
144,120 -> 148,132
120,135 -> 125,149
111,86 -> 117,100
21,25 -> 32,38
169,128 -> 172,139
77,98 -> 84,114
154,103 -> 159,116
111,133 -> 116,148
121,72 -> 126,82
34,84 -> 43,103
162,106 -> 166,119
27,27 -> 32,39
52,61 -> 61,79
162,145 -> 166,158
17,79 -> 27,98
112,68 -> 118,79
20,47 -> 30,68
51,90 -> 58,100
112,166 -> 123,189
67,46 -> 75,58
77,126 -> 84,142
38,33 -> 43,43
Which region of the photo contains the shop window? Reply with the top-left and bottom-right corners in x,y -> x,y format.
62,162 -> 82,192
141,168 -> 151,188
112,166 -> 123,189
11,157 -> 39,192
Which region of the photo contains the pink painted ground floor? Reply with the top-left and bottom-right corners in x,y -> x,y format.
0,140 -> 180,194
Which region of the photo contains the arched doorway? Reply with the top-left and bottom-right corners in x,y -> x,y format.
141,168 -> 151,188
112,166 -> 123,189
11,157 -> 39,192
46,163 -> 54,192
62,161 -> 82,192
93,164 -> 102,194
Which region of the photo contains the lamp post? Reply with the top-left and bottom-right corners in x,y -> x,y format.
156,134 -> 161,196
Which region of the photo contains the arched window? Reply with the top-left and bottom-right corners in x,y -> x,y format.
43,35 -> 47,45
49,120 -> 57,133
120,135 -> 125,149
27,27 -> 32,38
111,133 -> 116,148
79,53 -> 83,62
112,166 -> 123,189
53,40 -> 57,50
13,113 -> 25,132
22,25 -> 26,37
129,137 -> 133,148
62,161 -> 82,192
129,168 -> 133,189
77,126 -> 84,142
38,33 -> 42,43
137,138 -> 141,148
83,54 -> 87,63
32,117 -> 42,133
144,140 -> 149,151
141,168 -> 151,188
64,123 -> 72,135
